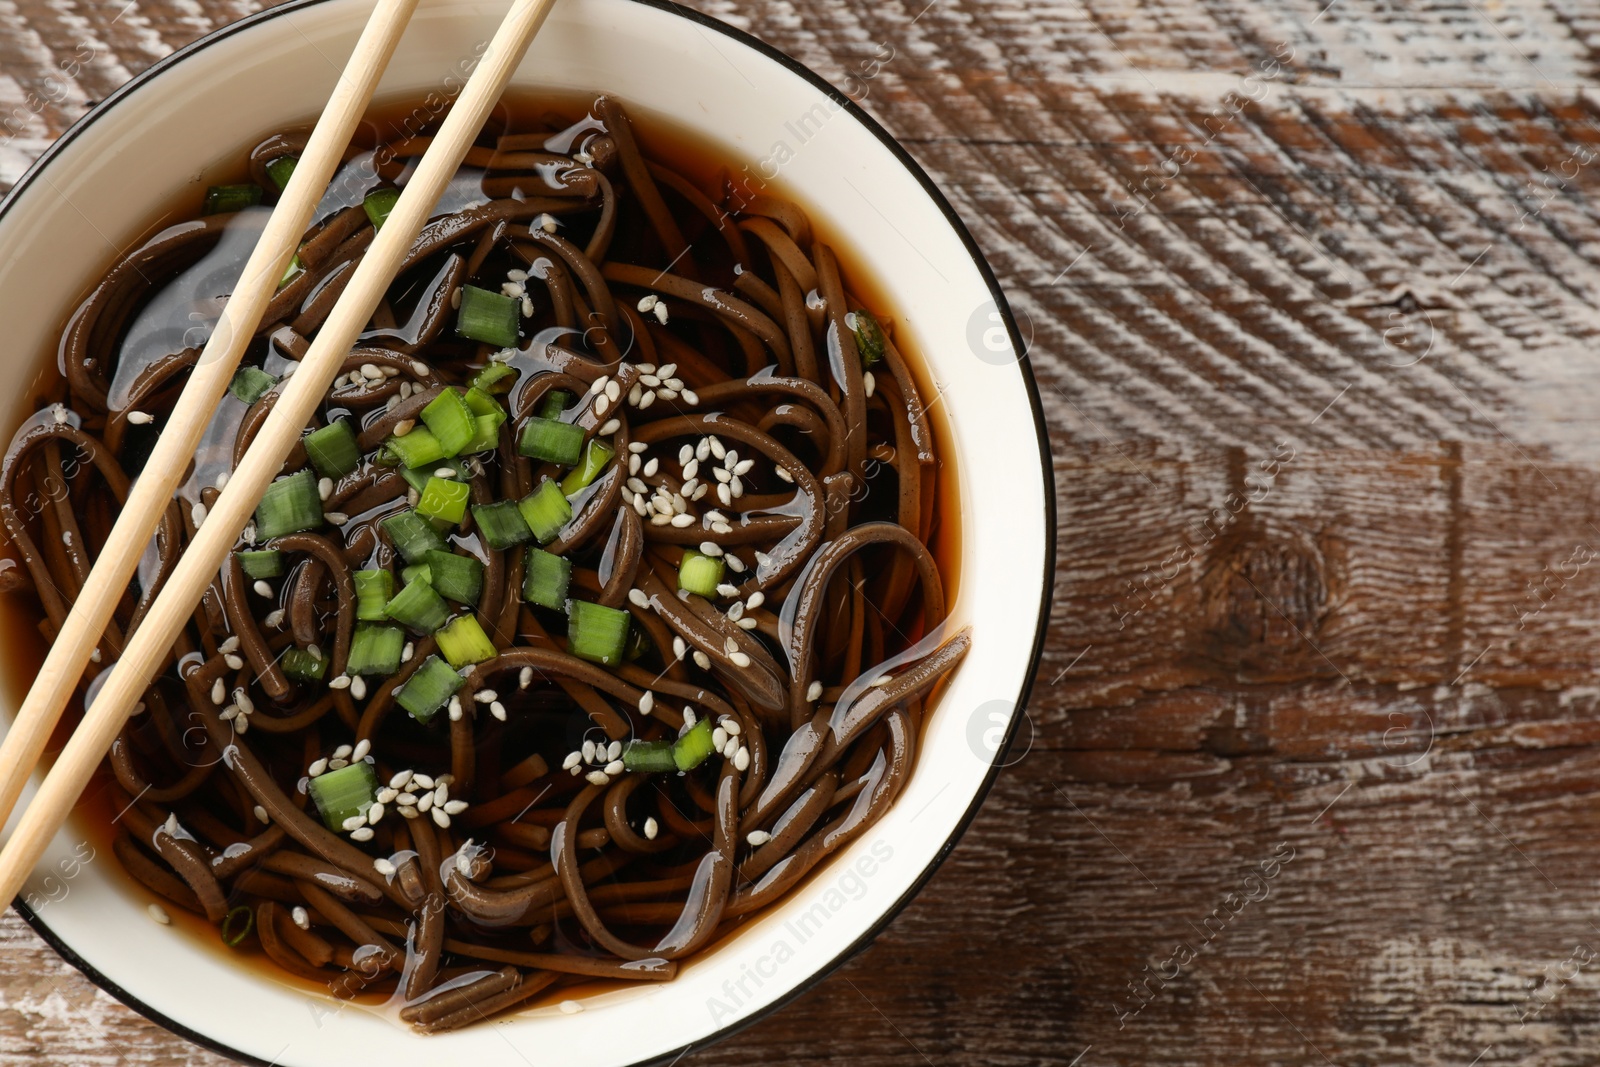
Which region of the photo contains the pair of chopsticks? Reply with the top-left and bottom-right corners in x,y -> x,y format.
0,0 -> 559,909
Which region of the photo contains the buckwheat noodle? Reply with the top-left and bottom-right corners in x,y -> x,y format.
0,95 -> 968,1032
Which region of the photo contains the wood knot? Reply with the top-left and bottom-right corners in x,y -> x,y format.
1197,526 -> 1338,677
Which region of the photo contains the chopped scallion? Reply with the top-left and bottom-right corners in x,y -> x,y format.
677,550 -> 724,598
363,188 -> 400,231
623,739 -> 679,774
456,285 -> 520,348
673,716 -> 716,771
236,550 -> 284,580
850,308 -> 886,368
254,470 -> 323,539
266,156 -> 298,191
425,549 -> 483,606
381,510 -> 447,564
518,417 -> 585,466
461,412 -> 506,454
416,476 -> 471,527
566,599 -> 630,666
399,458 -> 467,493
463,387 -> 503,419
203,184 -> 263,215
522,547 -> 571,609
383,577 -> 451,634
229,366 -> 276,405
221,905 -> 255,947
434,614 -> 497,669
469,362 -> 518,395
281,647 -> 327,682
347,623 -> 404,676
304,419 -> 361,480
560,437 -> 615,495
471,500 -> 532,551
307,761 -> 378,830
397,655 -> 461,724
401,562 -> 432,586
384,426 -> 447,470
539,390 -> 572,421
517,479 -> 572,543
353,570 -> 394,621
420,389 -> 476,456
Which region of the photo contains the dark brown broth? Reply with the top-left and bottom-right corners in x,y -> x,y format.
0,89 -> 962,1011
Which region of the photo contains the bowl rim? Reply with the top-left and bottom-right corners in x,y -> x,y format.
6,0 -> 1057,1062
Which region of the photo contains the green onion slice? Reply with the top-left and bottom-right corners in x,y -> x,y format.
397,655 -> 462,724
229,366 -> 277,405
566,599 -> 630,666
456,285 -> 520,348
255,470 -> 323,539
434,614 -> 496,669
307,761 -> 378,830
522,547 -> 571,609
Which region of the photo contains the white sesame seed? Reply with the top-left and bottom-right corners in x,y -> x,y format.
317,477 -> 334,501
595,394 -> 610,416
351,826 -> 376,841
210,677 -> 226,705
746,830 -> 771,846
747,592 -> 765,610
491,701 -> 507,721
361,363 -> 384,381
220,706 -> 240,721
253,805 -> 270,824
604,759 -> 624,776
693,650 -> 711,670
643,457 -> 659,477
643,818 -> 659,840
730,651 -> 751,668
224,653 -> 245,670
600,418 -> 621,436
630,441 -> 650,455
653,302 -> 670,325
699,541 -> 723,557
444,800 -> 469,814
328,674 -> 351,691
725,554 -> 745,573
332,744 -> 353,760
639,390 -> 657,410
393,419 -> 416,437
448,696 -> 463,721
590,376 -> 609,396
127,410 -> 153,426
252,580 -> 273,598
636,295 -> 658,313
717,483 -> 732,507
406,489 -> 420,505
342,815 -> 365,832
628,382 -> 643,406
775,466 -> 795,484
734,458 -> 755,476
519,666 -> 533,689
585,770 -> 611,787
807,681 -> 824,702
605,380 -> 621,402
414,773 -> 434,789
353,739 -> 371,761
474,689 -> 497,704
376,787 -> 398,804
563,751 -> 583,770
502,281 -> 523,298
395,793 -> 417,807
682,388 -> 699,405
629,588 -> 649,609
863,371 -> 876,398
739,616 -> 759,629
350,676 -> 367,700
696,439 -> 711,462
713,727 -> 728,750
326,512 -> 348,525
374,857 -> 396,877
418,792 -> 434,812
148,903 -> 170,925
639,691 -> 655,715
871,674 -> 893,687
683,707 -> 697,727
673,637 -> 688,660
367,803 -> 385,825
670,513 -> 695,528
390,769 -> 414,789
522,295 -> 536,318
402,642 -> 414,663
734,746 -> 750,771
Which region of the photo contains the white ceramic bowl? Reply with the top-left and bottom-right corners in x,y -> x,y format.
0,1 -> 1053,1063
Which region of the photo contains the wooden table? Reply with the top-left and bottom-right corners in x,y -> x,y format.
5,0 -> 1600,1063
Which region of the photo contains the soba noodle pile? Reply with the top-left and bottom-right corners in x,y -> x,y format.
0,94 -> 968,1031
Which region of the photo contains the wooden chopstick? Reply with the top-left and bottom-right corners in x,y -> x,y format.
0,0 -> 559,909
0,0 -> 423,838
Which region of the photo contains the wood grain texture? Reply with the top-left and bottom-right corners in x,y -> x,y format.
8,0 -> 1600,1064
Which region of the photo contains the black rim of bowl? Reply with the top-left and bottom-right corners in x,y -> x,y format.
6,1 -> 1058,1063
